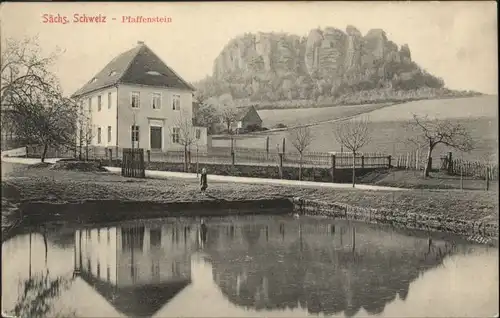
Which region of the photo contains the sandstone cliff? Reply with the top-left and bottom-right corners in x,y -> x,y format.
195,26 -> 447,106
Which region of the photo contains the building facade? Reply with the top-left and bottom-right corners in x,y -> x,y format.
72,41 -> 207,155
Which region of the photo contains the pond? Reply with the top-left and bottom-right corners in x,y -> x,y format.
2,215 -> 498,318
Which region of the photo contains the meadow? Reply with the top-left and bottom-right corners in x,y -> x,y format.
230,95 -> 498,164
257,102 -> 393,129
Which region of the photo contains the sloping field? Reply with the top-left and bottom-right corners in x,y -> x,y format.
257,103 -> 392,129
233,96 -> 498,163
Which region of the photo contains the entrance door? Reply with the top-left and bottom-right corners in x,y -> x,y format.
150,126 -> 162,150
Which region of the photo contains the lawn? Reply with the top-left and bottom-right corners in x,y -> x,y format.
359,169 -> 499,191
1,162 -> 497,226
230,95 -> 498,164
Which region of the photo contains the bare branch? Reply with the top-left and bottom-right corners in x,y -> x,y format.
333,117 -> 371,155
289,126 -> 313,154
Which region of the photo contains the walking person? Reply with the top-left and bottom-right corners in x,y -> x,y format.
200,167 -> 208,195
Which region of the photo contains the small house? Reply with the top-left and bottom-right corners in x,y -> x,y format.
235,105 -> 262,133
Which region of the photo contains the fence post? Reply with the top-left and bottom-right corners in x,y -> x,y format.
460,163 -> 463,190
415,150 -> 419,170
109,148 -> 113,162
147,150 -> 151,163
231,151 -> 235,166
140,149 -> 145,178
282,138 -> 286,161
331,154 -> 336,183
447,152 -> 453,174
361,155 -> 365,169
387,155 -> 392,168
266,136 -> 269,160
486,166 -> 490,191
278,153 -> 283,179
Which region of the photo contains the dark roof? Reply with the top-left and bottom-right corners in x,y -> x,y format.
72,43 -> 195,98
77,271 -> 190,317
235,105 -> 259,121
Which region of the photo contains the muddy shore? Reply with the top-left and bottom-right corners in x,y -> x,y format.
1,162 -> 498,244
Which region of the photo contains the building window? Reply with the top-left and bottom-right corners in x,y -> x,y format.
107,126 -> 112,143
88,98 -> 92,112
131,92 -> 140,108
97,95 -> 102,111
97,228 -> 101,242
108,92 -> 112,109
97,127 -> 102,144
131,125 -> 140,143
195,128 -> 201,139
152,93 -> 161,109
150,229 -> 162,248
107,227 -> 110,243
106,266 -> 111,282
172,94 -> 180,110
172,127 -> 180,144
97,262 -> 101,277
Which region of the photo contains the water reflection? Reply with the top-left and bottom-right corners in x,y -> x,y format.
2,217 -> 498,317
73,223 -> 196,317
203,221 -> 465,317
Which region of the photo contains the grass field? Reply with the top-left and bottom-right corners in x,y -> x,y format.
233,96 -> 498,164
257,102 -> 393,128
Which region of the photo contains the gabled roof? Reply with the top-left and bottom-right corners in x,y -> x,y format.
72,42 -> 195,98
235,105 -> 261,121
77,271 -> 191,317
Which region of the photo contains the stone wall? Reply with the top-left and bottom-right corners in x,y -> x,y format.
290,197 -> 499,242
103,159 -> 382,184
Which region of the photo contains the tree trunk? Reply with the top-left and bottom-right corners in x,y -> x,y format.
41,143 -> 48,163
352,152 -> 356,188
424,144 -> 435,177
43,229 -> 48,265
299,152 -> 303,181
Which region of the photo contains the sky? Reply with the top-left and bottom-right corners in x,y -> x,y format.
0,1 -> 497,96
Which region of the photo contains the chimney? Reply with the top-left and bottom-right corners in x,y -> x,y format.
137,41 -> 144,45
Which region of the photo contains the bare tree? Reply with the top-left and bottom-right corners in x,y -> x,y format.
170,112 -> 198,172
75,102 -> 94,160
218,93 -> 238,134
1,36 -> 62,105
1,36 -> 75,161
408,114 -> 474,177
6,89 -> 78,162
289,126 -> 313,180
334,117 -> 371,187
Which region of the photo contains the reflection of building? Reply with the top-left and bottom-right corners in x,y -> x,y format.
74,223 -> 197,317
204,219 -> 457,317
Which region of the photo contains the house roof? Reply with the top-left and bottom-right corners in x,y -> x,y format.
77,270 -> 191,317
235,105 -> 260,121
71,42 -> 195,98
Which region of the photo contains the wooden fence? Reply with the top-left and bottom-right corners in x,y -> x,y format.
121,148 -> 145,178
441,155 -> 498,181
145,149 -> 391,169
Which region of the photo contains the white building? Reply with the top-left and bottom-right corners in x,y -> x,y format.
71,41 -> 208,157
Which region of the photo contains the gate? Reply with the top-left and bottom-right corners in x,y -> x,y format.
121,148 -> 145,178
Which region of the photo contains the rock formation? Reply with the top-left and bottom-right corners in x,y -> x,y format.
197,25 -> 445,104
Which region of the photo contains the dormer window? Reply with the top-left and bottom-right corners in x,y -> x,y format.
146,71 -> 161,76
109,71 -> 117,76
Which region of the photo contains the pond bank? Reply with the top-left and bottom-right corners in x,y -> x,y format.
1,162 -> 498,245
